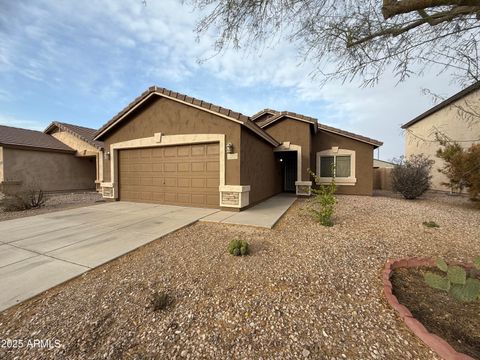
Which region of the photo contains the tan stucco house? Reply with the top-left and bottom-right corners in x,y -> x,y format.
44,122 -> 104,190
94,86 -> 382,210
0,123 -> 103,194
402,82 -> 480,191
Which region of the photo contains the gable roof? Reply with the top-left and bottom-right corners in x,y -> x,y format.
45,121 -> 104,150
251,109 -> 279,121
252,108 -> 382,147
0,124 -> 75,152
257,110 -> 318,131
94,86 -> 279,147
401,81 -> 480,129
317,123 -> 383,148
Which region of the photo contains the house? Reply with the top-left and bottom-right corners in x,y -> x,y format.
44,122 -> 104,190
373,159 -> 395,191
0,123 -> 103,194
402,82 -> 480,191
94,86 -> 382,210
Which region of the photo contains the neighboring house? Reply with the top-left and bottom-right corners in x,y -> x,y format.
402,82 -> 480,191
373,159 -> 394,169
44,122 -> 104,190
0,125 -> 98,194
373,159 -> 395,191
94,86 -> 382,210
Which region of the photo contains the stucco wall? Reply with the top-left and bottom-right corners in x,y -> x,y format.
240,128 -> 282,205
0,146 -> 4,183
1,147 -> 96,193
100,96 -> 242,186
312,131 -> 375,195
263,119 -> 312,181
404,90 -> 480,191
50,130 -> 98,156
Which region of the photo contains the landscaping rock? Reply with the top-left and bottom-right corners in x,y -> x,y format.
0,193 -> 478,359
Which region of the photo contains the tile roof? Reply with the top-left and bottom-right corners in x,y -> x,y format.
317,123 -> 383,147
0,124 -> 75,152
252,108 -> 383,147
95,86 -> 280,147
258,111 -> 318,128
401,81 -> 480,129
45,121 -> 104,150
251,109 -> 279,121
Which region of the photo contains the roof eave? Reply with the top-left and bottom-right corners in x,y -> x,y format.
95,89 -> 279,147
401,81 -> 480,129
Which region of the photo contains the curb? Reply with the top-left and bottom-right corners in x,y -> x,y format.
383,258 -> 475,360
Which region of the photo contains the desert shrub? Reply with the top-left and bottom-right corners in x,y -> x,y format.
0,189 -> 45,212
424,257 -> 480,302
391,155 -> 434,199
308,169 -> 336,226
437,140 -> 480,201
151,291 -> 169,311
228,239 -> 249,256
422,220 -> 439,228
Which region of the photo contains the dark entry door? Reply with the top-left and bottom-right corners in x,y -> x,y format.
282,152 -> 297,192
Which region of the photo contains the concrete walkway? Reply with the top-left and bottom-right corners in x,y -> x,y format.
0,203 -> 217,312
200,193 -> 297,228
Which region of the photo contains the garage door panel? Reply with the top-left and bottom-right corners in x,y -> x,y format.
191,178 -> 206,188
119,143 -> 220,208
191,162 -> 205,172
191,145 -> 206,156
178,178 -> 190,187
206,161 -> 219,172
178,163 -> 190,172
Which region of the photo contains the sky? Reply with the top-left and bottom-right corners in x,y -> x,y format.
0,0 -> 465,161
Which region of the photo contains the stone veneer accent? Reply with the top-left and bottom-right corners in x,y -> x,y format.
221,192 -> 239,206
102,185 -> 115,199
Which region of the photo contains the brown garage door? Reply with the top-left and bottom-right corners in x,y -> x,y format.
118,143 -> 220,207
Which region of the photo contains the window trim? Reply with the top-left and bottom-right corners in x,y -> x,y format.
316,148 -> 357,186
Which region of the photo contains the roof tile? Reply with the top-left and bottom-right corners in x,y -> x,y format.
0,125 -> 74,152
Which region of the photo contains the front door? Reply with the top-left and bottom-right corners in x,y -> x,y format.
279,151 -> 297,192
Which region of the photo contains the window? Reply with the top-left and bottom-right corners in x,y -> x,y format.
316,148 -> 356,185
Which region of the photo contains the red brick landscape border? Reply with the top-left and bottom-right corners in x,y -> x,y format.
383,258 -> 475,360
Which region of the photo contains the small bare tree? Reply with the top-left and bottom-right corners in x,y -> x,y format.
187,0 -> 480,87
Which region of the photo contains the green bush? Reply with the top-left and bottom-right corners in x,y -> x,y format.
424,257 -> 480,302
422,220 -> 439,228
308,169 -> 336,226
228,239 -> 249,256
436,139 -> 480,201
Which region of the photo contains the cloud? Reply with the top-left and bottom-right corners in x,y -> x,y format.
0,115 -> 46,131
0,0 -> 464,160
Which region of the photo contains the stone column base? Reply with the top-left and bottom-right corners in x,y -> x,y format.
295,181 -> 312,196
219,185 -> 250,208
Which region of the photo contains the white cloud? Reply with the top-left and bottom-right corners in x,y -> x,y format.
0,0 -> 465,160
0,115 -> 46,131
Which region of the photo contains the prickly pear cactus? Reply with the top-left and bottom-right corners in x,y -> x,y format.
450,278 -> 480,302
424,272 -> 450,291
424,257 -> 480,302
436,258 -> 448,272
474,256 -> 480,270
447,266 -> 467,285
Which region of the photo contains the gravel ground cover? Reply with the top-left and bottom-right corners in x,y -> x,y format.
0,194 -> 479,359
0,191 -> 103,222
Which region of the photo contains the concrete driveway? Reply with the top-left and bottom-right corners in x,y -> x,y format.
0,202 -> 218,312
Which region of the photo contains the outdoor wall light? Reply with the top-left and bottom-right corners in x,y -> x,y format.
104,151 -> 111,160
226,143 -> 234,154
